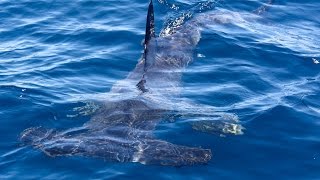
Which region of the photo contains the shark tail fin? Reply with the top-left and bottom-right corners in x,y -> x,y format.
253,0 -> 274,15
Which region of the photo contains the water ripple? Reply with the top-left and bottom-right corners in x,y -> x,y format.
0,0 -> 319,179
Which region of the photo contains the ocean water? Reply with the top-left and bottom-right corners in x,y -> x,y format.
0,0 -> 319,179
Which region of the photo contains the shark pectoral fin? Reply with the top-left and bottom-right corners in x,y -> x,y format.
172,109 -> 245,135
191,120 -> 245,136
132,139 -> 211,166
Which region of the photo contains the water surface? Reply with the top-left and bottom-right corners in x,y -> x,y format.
0,0 -> 319,179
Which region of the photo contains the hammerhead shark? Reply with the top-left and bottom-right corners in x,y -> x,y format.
20,0 -> 273,166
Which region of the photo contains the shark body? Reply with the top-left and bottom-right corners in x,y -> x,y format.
20,0 -> 272,166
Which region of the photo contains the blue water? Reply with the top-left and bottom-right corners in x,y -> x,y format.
1,0 -> 319,179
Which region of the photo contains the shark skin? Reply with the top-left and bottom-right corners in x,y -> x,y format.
20,0 -> 273,166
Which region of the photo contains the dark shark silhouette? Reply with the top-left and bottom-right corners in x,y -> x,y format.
20,0 -> 273,166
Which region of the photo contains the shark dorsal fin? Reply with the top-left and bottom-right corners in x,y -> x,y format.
144,0 -> 155,48
143,0 -> 155,69
136,0 -> 155,93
